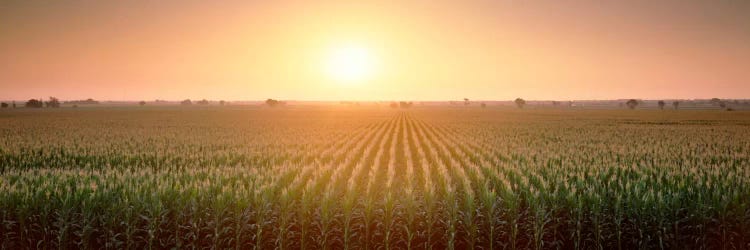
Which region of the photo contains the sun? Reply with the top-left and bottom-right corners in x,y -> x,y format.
325,45 -> 375,84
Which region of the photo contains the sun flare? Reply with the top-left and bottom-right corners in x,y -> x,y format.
325,45 -> 375,84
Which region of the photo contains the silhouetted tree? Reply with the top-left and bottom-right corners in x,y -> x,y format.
65,98 -> 99,105
719,102 -> 727,109
196,99 -> 209,105
12,101 -> 16,108
181,99 -> 192,105
219,100 -> 226,106
266,99 -> 276,107
463,98 -> 470,106
481,103 -> 486,108
389,102 -> 399,108
72,104 -> 78,108
45,97 -> 60,108
265,99 -> 285,107
626,99 -> 639,109
514,98 -> 526,108
0,103 -> 7,108
658,100 -> 665,110
710,98 -> 721,105
552,101 -> 560,106
139,101 -> 146,106
25,99 -> 44,108
399,101 -> 413,108
672,101 -> 679,110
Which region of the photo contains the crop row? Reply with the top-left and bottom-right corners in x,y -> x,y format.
0,109 -> 749,249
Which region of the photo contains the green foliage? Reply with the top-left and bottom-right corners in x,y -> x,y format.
0,108 -> 749,248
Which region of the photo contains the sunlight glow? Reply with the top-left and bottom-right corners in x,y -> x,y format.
325,45 -> 375,85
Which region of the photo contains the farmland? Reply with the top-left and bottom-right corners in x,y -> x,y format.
1,107 -> 749,249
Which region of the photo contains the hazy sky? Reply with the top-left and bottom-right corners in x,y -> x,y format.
2,0 -> 749,101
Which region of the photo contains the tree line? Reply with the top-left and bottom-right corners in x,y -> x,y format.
2,97 -> 745,110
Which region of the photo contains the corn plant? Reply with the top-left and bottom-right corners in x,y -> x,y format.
0,107 -> 748,249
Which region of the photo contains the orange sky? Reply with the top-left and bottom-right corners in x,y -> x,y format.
1,0 -> 749,101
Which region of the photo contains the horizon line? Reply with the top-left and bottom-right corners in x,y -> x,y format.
2,98 -> 749,103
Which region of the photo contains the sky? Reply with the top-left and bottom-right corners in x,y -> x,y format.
1,0 -> 749,101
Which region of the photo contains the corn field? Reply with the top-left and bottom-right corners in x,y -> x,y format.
1,107 -> 749,249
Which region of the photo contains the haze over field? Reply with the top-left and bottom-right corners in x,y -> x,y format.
3,2 -> 750,248
2,0 -> 750,101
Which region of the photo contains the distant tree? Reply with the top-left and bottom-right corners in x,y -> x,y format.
625,99 -> 639,109
390,102 -> 399,108
657,100 -> 665,110
65,98 -> 99,105
719,102 -> 727,109
265,99 -> 285,107
139,101 -> 146,106
45,97 -> 60,108
710,98 -> 721,106
463,98 -> 470,106
399,101 -> 413,108
0,103 -> 7,108
672,101 -> 679,110
12,101 -> 16,108
196,99 -> 209,105
219,100 -> 226,106
514,98 -> 526,108
481,103 -> 486,108
181,99 -> 192,105
72,104 -> 78,108
552,101 -> 560,106
25,99 -> 44,108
